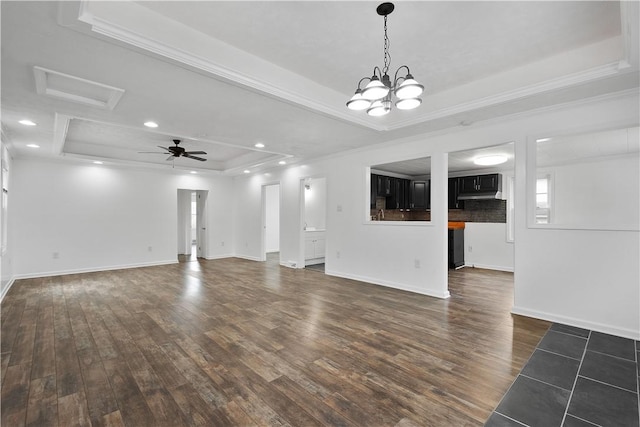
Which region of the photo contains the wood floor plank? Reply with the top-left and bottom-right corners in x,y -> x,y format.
75,349 -> 119,425
8,308 -> 37,367
1,256 -> 550,426
1,298 -> 26,357
57,391 -> 91,427
1,363 -> 31,427
25,374 -> 57,427
101,358 -> 158,427
31,305 -> 56,380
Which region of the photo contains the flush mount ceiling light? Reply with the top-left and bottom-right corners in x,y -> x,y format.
144,121 -> 158,128
26,144 -> 40,148
473,155 -> 508,166
347,2 -> 424,116
254,143 -> 265,148
19,119 -> 37,126
93,161 -> 103,165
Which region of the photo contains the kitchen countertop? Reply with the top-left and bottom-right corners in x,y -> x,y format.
448,222 -> 466,230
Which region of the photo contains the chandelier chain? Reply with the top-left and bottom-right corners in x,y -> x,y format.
383,15 -> 391,75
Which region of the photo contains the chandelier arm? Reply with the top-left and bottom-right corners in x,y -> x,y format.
372,66 -> 383,79
393,65 -> 411,86
357,77 -> 372,90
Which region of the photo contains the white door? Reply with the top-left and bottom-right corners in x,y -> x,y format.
195,190 -> 208,258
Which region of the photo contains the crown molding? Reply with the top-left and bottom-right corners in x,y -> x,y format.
387,61 -> 627,130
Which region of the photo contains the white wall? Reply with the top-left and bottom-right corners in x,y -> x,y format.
265,184 -> 280,253
177,189 -> 192,254
464,223 -> 514,271
551,155 -> 639,229
1,141 -> 14,299
10,159 -> 234,277
304,177 -> 326,230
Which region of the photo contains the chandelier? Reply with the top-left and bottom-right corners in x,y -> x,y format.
346,2 -> 424,116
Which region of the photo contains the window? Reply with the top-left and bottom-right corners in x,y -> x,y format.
535,174 -> 551,224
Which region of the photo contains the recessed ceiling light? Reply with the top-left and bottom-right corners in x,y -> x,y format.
536,137 -> 551,143
26,144 -> 40,148
243,170 -> 251,174
473,155 -> 508,166
144,121 -> 158,128
190,171 -> 197,174
19,119 -> 37,126
254,143 -> 265,148
93,161 -> 103,165
279,160 -> 286,165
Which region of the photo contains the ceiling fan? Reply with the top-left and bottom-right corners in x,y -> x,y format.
141,139 -> 207,162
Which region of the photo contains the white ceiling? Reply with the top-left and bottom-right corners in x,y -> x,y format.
1,1 -> 638,175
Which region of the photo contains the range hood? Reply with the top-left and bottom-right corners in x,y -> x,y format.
457,191 -> 502,200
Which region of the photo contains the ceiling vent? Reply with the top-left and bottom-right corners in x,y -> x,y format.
33,66 -> 125,110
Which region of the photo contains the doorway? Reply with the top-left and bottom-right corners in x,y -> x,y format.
301,177 -> 327,271
446,143 -> 515,295
261,183 -> 280,263
177,189 -> 208,261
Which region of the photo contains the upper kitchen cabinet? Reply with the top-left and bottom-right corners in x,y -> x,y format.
457,173 -> 502,200
448,177 -> 464,209
410,180 -> 430,209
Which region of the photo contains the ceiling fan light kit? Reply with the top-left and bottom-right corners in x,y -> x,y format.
347,2 -> 424,116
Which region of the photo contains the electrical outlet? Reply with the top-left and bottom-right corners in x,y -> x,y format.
148,246 -> 153,252
468,245 -> 473,252
414,259 -> 420,268
221,241 -> 225,247
336,251 -> 341,259
337,204 -> 343,212
52,252 -> 59,259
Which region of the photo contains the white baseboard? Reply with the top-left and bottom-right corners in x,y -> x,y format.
12,259 -> 178,280
0,277 -> 16,302
233,255 -> 262,262
325,269 -> 450,299
464,263 -> 514,272
512,305 -> 640,340
204,253 -> 234,260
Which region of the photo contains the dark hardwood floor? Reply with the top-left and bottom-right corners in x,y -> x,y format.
1,256 -> 549,426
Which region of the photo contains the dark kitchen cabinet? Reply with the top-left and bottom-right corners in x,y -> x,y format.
448,228 -> 464,269
457,173 -> 502,198
386,177 -> 411,209
370,174 -> 378,209
371,173 -> 412,210
448,178 -> 464,209
376,175 -> 391,197
409,180 -> 430,209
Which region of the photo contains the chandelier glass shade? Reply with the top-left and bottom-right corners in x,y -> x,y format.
347,2 -> 424,116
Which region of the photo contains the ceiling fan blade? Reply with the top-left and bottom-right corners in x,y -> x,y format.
166,155 -> 175,161
184,151 -> 207,155
138,151 -> 170,154
157,146 -> 170,150
183,154 -> 206,162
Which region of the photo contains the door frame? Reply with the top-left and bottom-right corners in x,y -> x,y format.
298,175 -> 327,268
195,190 -> 208,258
260,182 -> 280,262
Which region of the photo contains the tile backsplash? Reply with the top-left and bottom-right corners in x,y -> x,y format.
371,198 -> 506,223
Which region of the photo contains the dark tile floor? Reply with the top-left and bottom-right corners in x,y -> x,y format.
486,323 -> 639,427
